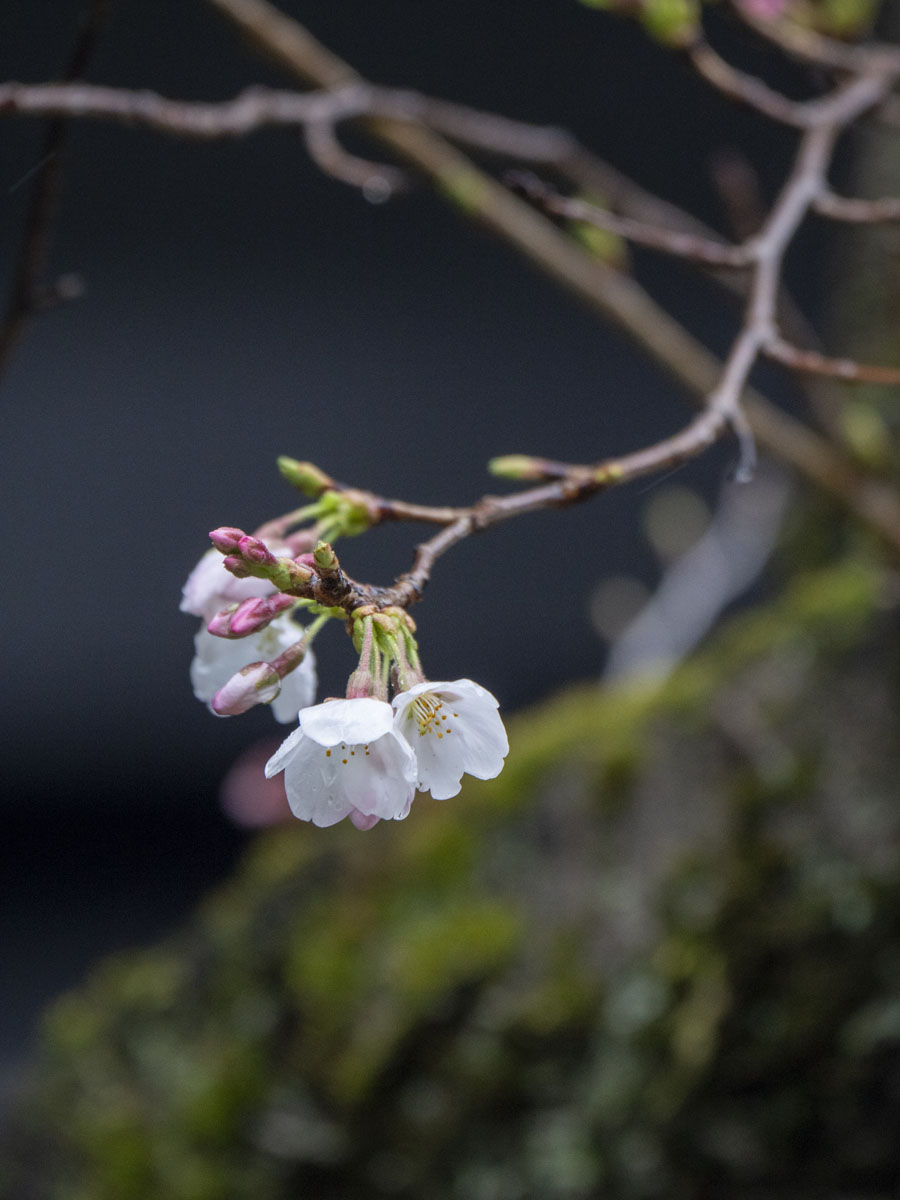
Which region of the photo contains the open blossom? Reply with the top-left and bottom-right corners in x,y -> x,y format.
190,614 -> 316,723
265,697 -> 417,828
392,679 -> 508,800
180,543 -> 289,621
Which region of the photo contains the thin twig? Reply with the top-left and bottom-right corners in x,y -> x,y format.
5,0 -> 900,576
687,37 -> 899,128
686,38 -> 811,126
766,339 -> 900,384
0,80 -> 370,138
730,1 -> 900,74
195,0 -> 900,561
508,171 -> 753,267
814,189 -> 900,223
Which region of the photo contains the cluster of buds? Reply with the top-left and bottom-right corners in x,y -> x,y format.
181,467 -> 508,830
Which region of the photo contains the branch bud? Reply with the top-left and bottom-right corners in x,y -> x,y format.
488,455 -> 552,481
277,457 -> 334,497
313,539 -> 341,577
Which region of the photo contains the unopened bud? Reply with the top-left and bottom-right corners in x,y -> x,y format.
230,594 -> 295,636
237,535 -> 276,566
381,605 -> 416,633
209,526 -> 246,553
206,603 -> 240,637
313,539 -> 340,576
208,594 -> 295,638
222,554 -> 252,578
212,661 -> 281,716
277,457 -> 334,498
269,558 -> 314,593
488,455 -> 548,481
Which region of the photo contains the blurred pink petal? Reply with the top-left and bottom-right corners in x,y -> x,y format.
219,739 -> 292,827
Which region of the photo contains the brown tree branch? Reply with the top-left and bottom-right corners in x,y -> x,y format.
507,171 -> 753,267
766,339 -> 900,383
729,1 -> 900,74
0,80 -> 371,138
5,0 -> 900,581
813,189 -> 900,223
686,36 -> 899,127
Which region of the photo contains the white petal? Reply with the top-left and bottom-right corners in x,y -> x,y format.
411,732 -> 468,800
190,614 -> 310,722
299,697 -> 394,747
265,724 -> 306,778
393,678 -> 508,797
265,712 -> 416,828
190,627 -> 255,703
270,650 -> 317,723
347,732 -> 417,819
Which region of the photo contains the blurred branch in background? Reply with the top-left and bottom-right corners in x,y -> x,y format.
603,465 -> 791,682
3,0 -> 900,593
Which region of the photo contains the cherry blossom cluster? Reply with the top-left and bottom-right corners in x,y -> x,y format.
181,501 -> 508,830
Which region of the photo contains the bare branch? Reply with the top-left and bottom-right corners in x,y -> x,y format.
0,80 -> 371,137
302,117 -> 406,197
508,171 -> 753,267
686,37 -> 900,128
192,0 -> 900,561
766,339 -> 900,384
813,189 -> 900,223
5,0 -> 900,582
686,38 -> 811,126
729,2 -> 900,74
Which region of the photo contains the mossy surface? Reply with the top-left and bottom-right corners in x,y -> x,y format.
5,560 -> 900,1199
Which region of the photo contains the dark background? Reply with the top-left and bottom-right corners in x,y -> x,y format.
0,0 -> 818,1098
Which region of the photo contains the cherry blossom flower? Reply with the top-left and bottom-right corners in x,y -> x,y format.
180,543 -> 289,621
190,614 -> 316,723
265,697 -> 417,828
392,679 -> 509,800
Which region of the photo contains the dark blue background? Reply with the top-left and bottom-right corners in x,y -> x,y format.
0,0 -> 817,1096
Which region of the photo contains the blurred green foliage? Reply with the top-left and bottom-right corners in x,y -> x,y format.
5,558 -> 900,1199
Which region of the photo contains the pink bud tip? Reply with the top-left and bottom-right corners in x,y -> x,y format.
295,552 -> 317,569
229,594 -> 295,636
222,555 -> 251,578
212,661 -> 281,716
207,604 -> 239,637
209,526 -> 246,553
349,810 -> 381,831
238,535 -> 275,565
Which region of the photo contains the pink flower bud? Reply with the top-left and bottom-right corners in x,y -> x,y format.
238,535 -> 276,565
222,554 -> 252,578
212,661 -> 281,716
229,594 -> 295,636
206,604 -> 239,638
209,526 -> 246,553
